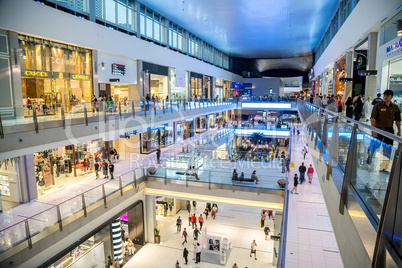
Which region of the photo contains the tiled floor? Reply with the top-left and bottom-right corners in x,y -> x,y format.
125,202 -> 276,268
285,124 -> 343,268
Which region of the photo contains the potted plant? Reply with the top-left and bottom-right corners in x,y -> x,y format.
154,228 -> 160,244
147,166 -> 157,175
277,179 -> 287,189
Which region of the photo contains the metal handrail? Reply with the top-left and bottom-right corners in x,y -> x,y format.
298,99 -> 402,145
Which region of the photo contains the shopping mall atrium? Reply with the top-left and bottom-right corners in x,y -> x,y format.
0,0 -> 402,267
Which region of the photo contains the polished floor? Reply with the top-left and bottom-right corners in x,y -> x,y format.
125,202 -> 276,268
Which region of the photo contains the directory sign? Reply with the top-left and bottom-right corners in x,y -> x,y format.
112,63 -> 126,76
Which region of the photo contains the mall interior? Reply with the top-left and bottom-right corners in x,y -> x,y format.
0,0 -> 402,267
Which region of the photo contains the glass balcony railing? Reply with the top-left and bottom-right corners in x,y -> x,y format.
0,98 -> 235,136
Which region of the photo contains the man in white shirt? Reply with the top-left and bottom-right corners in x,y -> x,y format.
250,240 -> 257,260
195,243 -> 202,263
322,94 -> 328,108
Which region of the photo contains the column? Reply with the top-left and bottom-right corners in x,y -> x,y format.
366,32 -> 378,98
344,49 -> 354,102
168,67 -> 172,100
137,60 -> 144,99
144,194 -> 156,243
135,1 -> 141,38
212,77 -> 216,100
165,19 -> 170,49
19,154 -> 37,202
92,50 -> 99,98
192,118 -> 196,137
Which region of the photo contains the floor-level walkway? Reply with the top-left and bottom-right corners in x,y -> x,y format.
285,124 -> 343,268
125,202 -> 276,268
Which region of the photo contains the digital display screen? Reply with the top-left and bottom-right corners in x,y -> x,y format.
112,63 -> 126,76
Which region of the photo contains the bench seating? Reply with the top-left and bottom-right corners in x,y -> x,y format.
176,171 -> 197,180
232,177 -> 255,183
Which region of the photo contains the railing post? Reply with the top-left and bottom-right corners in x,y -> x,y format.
56,205 -> 63,231
118,102 -> 122,120
84,104 -> 88,126
132,100 -> 135,118
25,220 -> 32,249
81,193 -> 87,217
103,102 -> 107,123
133,170 -> 137,188
320,113 -> 329,162
0,111 -> 4,139
154,102 -> 156,116
208,171 -> 211,190
163,101 -> 165,114
170,100 -> 173,113
164,167 -> 167,185
102,184 -> 107,208
33,105 -> 39,133
119,177 -> 123,196
339,123 -> 358,214
144,101 -> 147,117
183,99 -> 186,111
61,104 -> 66,129
327,117 -> 339,181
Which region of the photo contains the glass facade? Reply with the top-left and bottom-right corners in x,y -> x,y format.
140,124 -> 174,154
95,0 -> 137,32
170,68 -> 189,100
18,35 -> 93,108
140,5 -> 167,44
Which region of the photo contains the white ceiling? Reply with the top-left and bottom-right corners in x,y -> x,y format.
138,0 -> 340,59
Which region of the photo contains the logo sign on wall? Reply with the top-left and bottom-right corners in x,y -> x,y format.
386,38 -> 402,56
176,68 -> 186,87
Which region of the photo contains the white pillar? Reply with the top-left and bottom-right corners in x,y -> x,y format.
144,194 -> 156,243
365,32 -> 378,98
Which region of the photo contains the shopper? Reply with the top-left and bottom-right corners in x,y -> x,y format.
363,96 -> 373,122
250,240 -> 257,260
195,243 -> 202,263
301,146 -> 308,159
290,174 -> 299,194
264,224 -> 271,240
307,164 -> 314,183
107,256 -> 113,268
94,161 -> 99,179
175,260 -> 181,268
176,216 -> 182,232
336,96 -> 343,113
109,147 -> 115,163
198,214 -> 204,230
354,94 -> 364,121
188,211 -> 192,226
191,214 -> 197,229
108,161 -> 114,180
260,212 -> 266,228
193,200 -> 197,211
212,205 -> 218,219
281,157 -> 286,173
182,228 -> 188,245
102,160 -> 109,179
204,208 -> 209,220
183,247 -> 189,265
371,89 -> 401,161
345,96 -> 354,120
298,163 -> 306,184
191,166 -> 199,180
251,170 -> 259,184
232,264 -> 239,268
113,148 -> 119,162
114,258 -> 120,268
156,148 -> 161,164
232,169 -> 238,180
127,238 -> 135,256
193,227 -> 200,241
285,156 -> 290,173
371,93 -> 383,106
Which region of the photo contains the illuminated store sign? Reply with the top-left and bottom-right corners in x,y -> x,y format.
386,38 -> 402,56
241,103 -> 292,109
235,129 -> 290,137
21,70 -> 91,80
21,70 -> 51,78
71,74 -> 91,80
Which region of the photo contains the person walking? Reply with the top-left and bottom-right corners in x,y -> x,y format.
212,205 -> 218,219
264,224 -> 271,240
298,163 -> 307,184
232,263 -> 239,268
191,214 -> 197,229
183,247 -> 189,265
94,161 -> 99,179
176,216 -> 182,232
156,148 -> 161,164
204,208 -> 209,220
371,93 -> 383,106
290,174 -> 299,194
102,160 -> 109,179
182,228 -> 188,245
354,94 -> 364,121
363,96 -> 373,122
175,260 -> 181,268
336,96 -> 343,113
195,243 -> 202,263
108,161 -> 114,179
281,157 -> 286,173
285,156 -> 290,173
346,96 -> 354,120
198,214 -> 204,230
114,258 -> 120,268
307,164 -> 314,183
260,212 -> 266,228
301,146 -> 308,160
193,227 -> 200,241
192,200 -> 197,211
250,240 -> 257,260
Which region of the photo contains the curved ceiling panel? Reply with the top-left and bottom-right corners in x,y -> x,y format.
138,0 -> 340,58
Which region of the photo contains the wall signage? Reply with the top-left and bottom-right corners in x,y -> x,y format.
112,63 -> 126,76
71,74 -> 91,80
21,69 -> 51,78
386,38 -> 402,56
339,78 -> 353,82
358,70 -> 377,76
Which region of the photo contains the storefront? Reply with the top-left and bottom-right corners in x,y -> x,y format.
170,68 -> 188,100
224,79 -> 231,98
18,35 -> 93,110
216,112 -> 224,127
334,57 -> 346,97
190,72 -> 203,98
204,75 -> 213,98
0,158 -> 21,206
140,124 -> 174,154
215,78 -> 224,99
196,116 -> 207,133
176,119 -> 194,142
155,196 -> 178,218
208,114 -> 216,129
143,62 -> 169,100
34,139 -> 107,197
